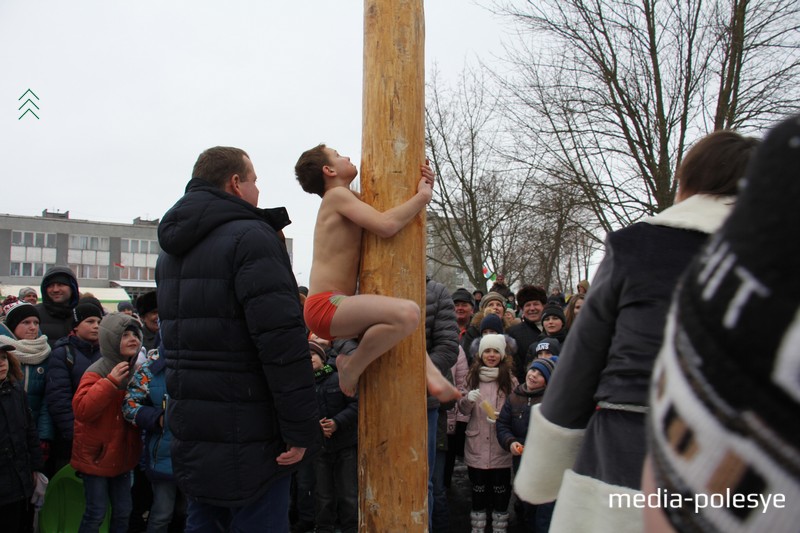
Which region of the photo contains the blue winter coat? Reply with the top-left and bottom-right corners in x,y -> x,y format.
496,383 -> 545,465
45,334 -> 102,440
157,178 -> 321,507
123,351 -> 173,481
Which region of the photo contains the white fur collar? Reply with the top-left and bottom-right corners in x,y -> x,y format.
642,194 -> 734,234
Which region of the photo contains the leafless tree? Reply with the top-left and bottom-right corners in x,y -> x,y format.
493,0 -> 799,233
425,68 -> 541,291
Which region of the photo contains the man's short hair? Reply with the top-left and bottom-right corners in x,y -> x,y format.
192,147 -> 250,189
295,144 -> 330,197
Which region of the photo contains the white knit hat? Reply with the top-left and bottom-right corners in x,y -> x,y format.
478,334 -> 506,358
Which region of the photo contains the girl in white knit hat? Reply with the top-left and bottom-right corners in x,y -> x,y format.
457,334 -> 518,533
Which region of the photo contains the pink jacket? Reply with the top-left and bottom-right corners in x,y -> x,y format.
446,347 -> 470,434
458,373 -> 516,470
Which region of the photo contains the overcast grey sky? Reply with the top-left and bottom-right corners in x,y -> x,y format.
1,1 -> 507,287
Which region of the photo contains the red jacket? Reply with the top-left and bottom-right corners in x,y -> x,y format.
71,372 -> 141,477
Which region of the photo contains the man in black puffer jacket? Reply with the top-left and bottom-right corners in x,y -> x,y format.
156,146 -> 321,532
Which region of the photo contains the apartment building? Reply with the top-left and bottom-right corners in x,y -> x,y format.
0,210 -> 294,309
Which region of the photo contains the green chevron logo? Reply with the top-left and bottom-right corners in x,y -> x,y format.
18,89 -> 40,120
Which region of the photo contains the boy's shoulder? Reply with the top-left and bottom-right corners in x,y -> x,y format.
321,185 -> 359,203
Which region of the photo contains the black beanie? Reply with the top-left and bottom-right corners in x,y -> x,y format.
541,303 -> 566,326
4,302 -> 40,333
72,302 -> 103,327
480,313 -> 504,334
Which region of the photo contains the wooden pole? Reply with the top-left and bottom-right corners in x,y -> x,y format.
359,0 -> 427,531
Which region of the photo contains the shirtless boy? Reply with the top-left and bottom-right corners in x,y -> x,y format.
295,144 -> 459,401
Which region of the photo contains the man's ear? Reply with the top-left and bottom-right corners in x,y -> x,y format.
226,173 -> 243,198
322,164 -> 336,178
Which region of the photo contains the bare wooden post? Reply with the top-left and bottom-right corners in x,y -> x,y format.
359,0 -> 428,531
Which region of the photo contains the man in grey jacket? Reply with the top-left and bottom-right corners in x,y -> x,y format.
424,277 -> 459,531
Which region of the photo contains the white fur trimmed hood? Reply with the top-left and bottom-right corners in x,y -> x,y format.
642,194 -> 734,234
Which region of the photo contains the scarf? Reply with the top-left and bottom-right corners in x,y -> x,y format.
479,366 -> 499,382
0,334 -> 50,365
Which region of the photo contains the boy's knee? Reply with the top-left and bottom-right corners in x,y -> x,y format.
398,301 -> 420,332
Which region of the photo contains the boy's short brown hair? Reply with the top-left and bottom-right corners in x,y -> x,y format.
192,147 -> 250,190
295,144 -> 330,197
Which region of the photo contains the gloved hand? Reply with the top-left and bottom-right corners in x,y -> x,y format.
467,389 -> 482,403
31,472 -> 48,509
40,440 -> 51,463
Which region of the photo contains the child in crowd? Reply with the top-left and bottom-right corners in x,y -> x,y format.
466,313 -> 518,365
71,313 -> 144,533
45,301 -> 104,473
525,337 -> 561,371
123,343 -> 184,533
458,334 -> 517,533
0,344 -> 45,532
497,357 -> 558,533
295,144 -> 457,400
310,340 -> 358,533
537,303 -> 567,344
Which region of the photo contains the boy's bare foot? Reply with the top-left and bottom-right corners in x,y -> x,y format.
427,372 -> 461,403
425,355 -> 461,402
336,354 -> 359,397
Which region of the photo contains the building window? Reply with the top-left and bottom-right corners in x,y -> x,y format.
120,266 -> 155,281
122,239 -> 159,255
9,262 -> 54,277
12,231 -> 56,248
69,234 -> 109,251
68,264 -> 109,280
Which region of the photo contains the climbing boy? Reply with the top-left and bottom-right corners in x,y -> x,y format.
295,144 -> 458,400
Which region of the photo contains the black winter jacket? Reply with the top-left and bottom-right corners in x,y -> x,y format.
314,368 -> 358,453
0,379 -> 43,505
507,318 -> 543,382
156,179 -> 321,507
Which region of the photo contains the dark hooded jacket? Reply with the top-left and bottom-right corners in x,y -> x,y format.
35,266 -> 80,349
156,179 -> 321,507
71,313 -> 143,477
